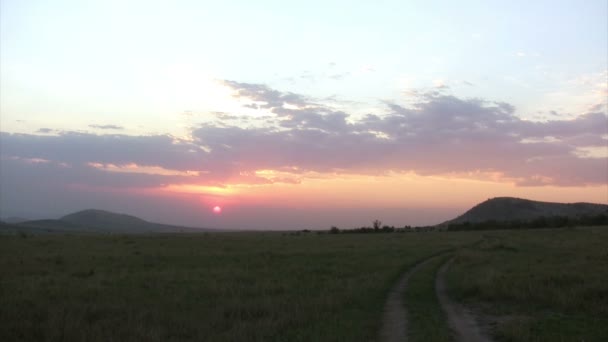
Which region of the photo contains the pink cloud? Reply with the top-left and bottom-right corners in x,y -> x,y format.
1,81 -> 606,195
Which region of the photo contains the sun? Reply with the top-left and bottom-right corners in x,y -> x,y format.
213,205 -> 222,214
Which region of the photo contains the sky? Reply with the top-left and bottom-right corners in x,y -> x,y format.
1,0 -> 607,229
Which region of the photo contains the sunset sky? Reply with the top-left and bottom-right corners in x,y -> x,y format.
1,0 -> 607,229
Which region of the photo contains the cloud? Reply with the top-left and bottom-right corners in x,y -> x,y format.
36,128 -> 54,134
1,156 -> 180,189
0,132 -> 206,172
433,80 -> 450,89
89,124 -> 124,130
359,65 -> 376,73
1,82 -> 607,193
202,82 -> 608,186
213,112 -> 243,120
223,80 -> 309,109
328,72 -> 351,80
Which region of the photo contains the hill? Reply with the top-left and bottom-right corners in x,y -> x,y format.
1,216 -> 29,224
444,197 -> 608,226
12,209 -> 214,234
61,209 -> 151,230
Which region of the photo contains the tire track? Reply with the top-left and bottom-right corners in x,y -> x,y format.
379,255 -> 439,342
435,257 -> 492,342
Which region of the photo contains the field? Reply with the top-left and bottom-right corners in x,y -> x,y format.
0,231 -> 478,341
1,227 -> 607,341
448,227 -> 608,341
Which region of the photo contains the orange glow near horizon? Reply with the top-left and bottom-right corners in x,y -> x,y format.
162,184 -> 236,196
155,171 -> 608,210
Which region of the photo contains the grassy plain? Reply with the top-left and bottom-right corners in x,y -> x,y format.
0,231 -> 479,342
3,227 -> 606,341
448,227 -> 608,341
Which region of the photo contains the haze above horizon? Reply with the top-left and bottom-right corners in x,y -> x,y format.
1,0 -> 606,229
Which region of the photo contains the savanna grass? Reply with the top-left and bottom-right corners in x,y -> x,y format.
0,231 -> 480,341
447,227 -> 608,342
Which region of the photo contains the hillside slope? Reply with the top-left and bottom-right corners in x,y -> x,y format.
445,197 -> 608,225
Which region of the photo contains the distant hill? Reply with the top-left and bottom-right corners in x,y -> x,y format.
2,217 -> 29,224
61,209 -> 151,230
444,197 -> 608,226
10,209 -> 214,234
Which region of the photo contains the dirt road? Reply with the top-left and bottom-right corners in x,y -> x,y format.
379,256 -> 438,342
380,255 -> 492,342
435,258 -> 492,342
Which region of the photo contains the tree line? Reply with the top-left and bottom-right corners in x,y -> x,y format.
328,220 -> 435,234
446,214 -> 608,231
324,214 -> 608,234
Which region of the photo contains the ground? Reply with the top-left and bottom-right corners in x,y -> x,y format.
1,227 -> 606,341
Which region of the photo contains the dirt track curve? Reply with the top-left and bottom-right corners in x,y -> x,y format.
435,257 -> 492,342
380,255 -> 493,342
379,257 -> 437,342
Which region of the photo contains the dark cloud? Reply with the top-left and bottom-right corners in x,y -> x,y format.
89,124 -> 124,130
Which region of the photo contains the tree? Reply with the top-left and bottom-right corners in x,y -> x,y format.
373,219 -> 382,231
